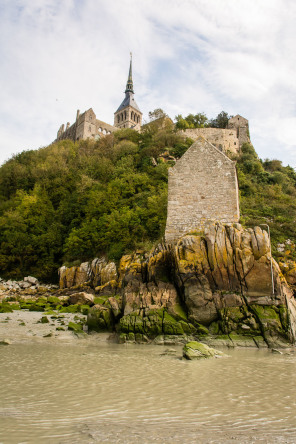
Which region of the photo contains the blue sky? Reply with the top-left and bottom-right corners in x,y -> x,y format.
1,0 -> 296,166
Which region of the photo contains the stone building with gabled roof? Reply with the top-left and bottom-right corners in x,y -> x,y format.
165,137 -> 240,243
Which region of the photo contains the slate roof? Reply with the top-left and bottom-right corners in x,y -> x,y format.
115,91 -> 141,113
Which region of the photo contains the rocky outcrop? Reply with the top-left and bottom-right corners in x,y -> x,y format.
58,223 -> 296,347
59,258 -> 117,290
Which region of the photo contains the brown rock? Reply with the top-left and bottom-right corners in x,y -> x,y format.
68,292 -> 94,306
101,262 -> 118,285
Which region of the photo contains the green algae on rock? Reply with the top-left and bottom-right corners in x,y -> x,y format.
183,341 -> 228,360
58,223 -> 296,346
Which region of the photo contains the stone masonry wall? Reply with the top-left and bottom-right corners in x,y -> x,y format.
56,108 -> 116,143
227,115 -> 250,147
165,137 -> 240,243
179,128 -> 240,156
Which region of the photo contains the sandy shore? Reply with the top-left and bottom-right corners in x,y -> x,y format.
0,310 -> 93,344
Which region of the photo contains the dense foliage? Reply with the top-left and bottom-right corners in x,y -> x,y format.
175,111 -> 231,130
0,126 -> 191,281
237,143 -> 296,260
1,122 -> 296,282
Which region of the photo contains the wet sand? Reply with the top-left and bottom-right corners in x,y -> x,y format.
1,312 -> 296,443
0,310 -> 90,343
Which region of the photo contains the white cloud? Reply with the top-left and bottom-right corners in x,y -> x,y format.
0,0 -> 296,166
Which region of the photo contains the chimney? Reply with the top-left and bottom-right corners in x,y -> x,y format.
76,109 -> 80,121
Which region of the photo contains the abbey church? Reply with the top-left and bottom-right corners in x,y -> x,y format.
55,56 -> 142,143
55,56 -> 250,159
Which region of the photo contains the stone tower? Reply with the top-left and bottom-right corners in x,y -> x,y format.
227,115 -> 250,147
114,55 -> 142,131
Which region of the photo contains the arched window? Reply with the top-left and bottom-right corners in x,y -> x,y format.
98,127 -> 102,132
117,116 -> 120,123
121,113 -> 124,121
124,110 -> 127,120
103,129 -> 106,135
131,111 -> 134,120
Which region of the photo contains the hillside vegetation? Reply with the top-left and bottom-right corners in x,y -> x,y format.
0,122 -> 295,282
0,123 -> 190,281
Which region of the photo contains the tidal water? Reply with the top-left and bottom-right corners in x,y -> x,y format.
0,340 -> 296,443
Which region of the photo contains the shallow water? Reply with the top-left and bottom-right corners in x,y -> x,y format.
0,340 -> 296,443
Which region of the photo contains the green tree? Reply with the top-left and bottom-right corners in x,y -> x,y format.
148,108 -> 167,121
175,113 -> 208,129
209,111 -> 231,128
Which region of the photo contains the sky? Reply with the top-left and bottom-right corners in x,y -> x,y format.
0,0 -> 296,167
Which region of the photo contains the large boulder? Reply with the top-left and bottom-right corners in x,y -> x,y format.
24,276 -> 39,285
68,292 -> 94,306
87,304 -> 114,332
59,259 -> 118,289
183,341 -> 228,360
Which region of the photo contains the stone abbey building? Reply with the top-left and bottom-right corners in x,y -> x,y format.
55,55 -> 249,156
54,57 -> 253,242
55,56 -> 142,142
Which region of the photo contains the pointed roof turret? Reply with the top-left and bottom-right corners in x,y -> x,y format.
115,53 -> 141,113
125,53 -> 134,94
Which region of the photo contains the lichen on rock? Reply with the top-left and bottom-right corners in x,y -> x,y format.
57,223 -> 296,347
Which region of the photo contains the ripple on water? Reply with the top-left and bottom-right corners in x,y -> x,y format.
0,342 -> 296,443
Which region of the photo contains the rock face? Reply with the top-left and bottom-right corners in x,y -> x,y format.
58,223 -> 296,347
59,258 -> 117,289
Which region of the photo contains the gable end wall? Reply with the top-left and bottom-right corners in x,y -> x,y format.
165,138 -> 240,243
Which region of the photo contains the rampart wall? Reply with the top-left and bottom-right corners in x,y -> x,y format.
179,128 -> 240,156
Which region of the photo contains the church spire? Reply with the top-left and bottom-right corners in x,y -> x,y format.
114,53 -> 142,130
125,52 -> 134,94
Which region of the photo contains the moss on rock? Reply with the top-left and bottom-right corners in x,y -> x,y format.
68,321 -> 83,333
87,305 -> 114,332
183,341 -> 228,360
0,302 -> 19,313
